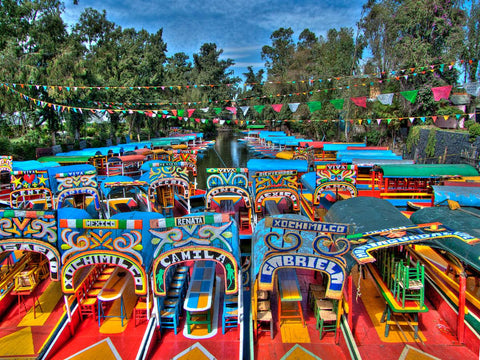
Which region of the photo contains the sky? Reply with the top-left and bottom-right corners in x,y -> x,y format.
62,0 -> 365,81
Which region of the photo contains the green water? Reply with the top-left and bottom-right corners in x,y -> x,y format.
196,131 -> 252,189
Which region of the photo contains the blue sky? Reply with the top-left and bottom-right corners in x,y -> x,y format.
62,0 -> 364,81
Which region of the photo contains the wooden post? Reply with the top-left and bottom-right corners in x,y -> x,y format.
457,274 -> 466,343
348,275 -> 353,326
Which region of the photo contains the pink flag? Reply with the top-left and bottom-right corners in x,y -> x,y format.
271,104 -> 283,113
431,85 -> 452,101
351,96 -> 367,108
188,109 -> 196,117
226,106 -> 237,114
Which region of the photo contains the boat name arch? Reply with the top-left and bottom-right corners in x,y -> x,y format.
259,253 -> 345,299
149,177 -> 190,198
255,189 -> 300,213
352,230 -> 479,264
0,239 -> 60,280
61,250 -> 147,294
205,186 -> 252,210
152,246 -> 238,296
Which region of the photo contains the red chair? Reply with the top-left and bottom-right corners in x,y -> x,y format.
76,287 -> 97,319
134,297 -> 151,326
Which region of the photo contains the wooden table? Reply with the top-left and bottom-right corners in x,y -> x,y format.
184,261 -> 216,333
97,267 -> 131,327
265,200 -> 281,215
220,199 -> 235,216
277,268 -> 304,326
12,267 -> 42,319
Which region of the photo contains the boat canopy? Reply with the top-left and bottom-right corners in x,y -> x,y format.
410,207 -> 480,273
37,155 -> 93,164
247,159 -> 309,173
336,150 -> 402,163
323,143 -> 366,151
299,141 -> 332,148
432,185 -> 480,207
380,164 -> 479,178
325,197 -> 415,272
352,159 -> 415,166
12,160 -> 60,171
300,172 -> 317,193
100,175 -> 145,197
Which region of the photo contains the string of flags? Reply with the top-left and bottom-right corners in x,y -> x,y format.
1,58 -> 478,91
1,83 -> 474,127
0,82 -> 464,115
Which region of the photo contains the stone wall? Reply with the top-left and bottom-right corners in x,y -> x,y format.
405,128 -> 479,167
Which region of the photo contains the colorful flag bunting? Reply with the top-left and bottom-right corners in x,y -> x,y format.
376,93 -> 394,105
431,85 -> 452,101
288,103 -> 300,113
271,104 -> 283,113
350,96 -> 367,108
329,99 -> 344,110
240,106 -> 249,116
254,105 -> 265,114
307,101 -> 322,112
400,90 -> 418,104
226,106 -> 237,114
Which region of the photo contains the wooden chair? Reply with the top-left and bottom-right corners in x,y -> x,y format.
222,298 -> 238,334
308,283 -> 325,309
239,210 -> 250,230
395,261 -> 425,308
134,296 -> 151,326
314,299 -> 334,328
76,288 -> 97,319
256,300 -> 273,339
160,306 -> 180,334
318,309 -> 337,339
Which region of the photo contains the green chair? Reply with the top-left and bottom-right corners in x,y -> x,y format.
396,261 -> 425,308
187,310 -> 211,334
318,308 -> 338,340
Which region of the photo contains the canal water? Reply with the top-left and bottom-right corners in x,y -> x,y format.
196,131 -> 252,190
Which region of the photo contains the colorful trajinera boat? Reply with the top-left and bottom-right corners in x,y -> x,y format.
0,179 -> 243,358
248,196 -> 479,359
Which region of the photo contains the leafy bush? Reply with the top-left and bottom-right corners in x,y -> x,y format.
464,121 -> 480,141
0,138 -> 12,155
11,140 -> 36,160
425,128 -> 437,158
406,126 -> 422,152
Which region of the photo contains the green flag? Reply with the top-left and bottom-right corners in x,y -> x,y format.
307,101 -> 322,112
254,105 -> 265,114
400,90 -> 418,104
329,99 -> 344,110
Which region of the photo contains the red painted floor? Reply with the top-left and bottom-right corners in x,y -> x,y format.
255,268 -> 479,360
149,262 -> 241,359
49,310 -> 148,360
0,278 -> 66,358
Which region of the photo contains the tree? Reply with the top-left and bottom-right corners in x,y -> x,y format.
261,27 -> 295,79
463,2 -> 480,82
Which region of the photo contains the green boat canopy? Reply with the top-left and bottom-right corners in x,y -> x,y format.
380,164 -> 479,178
325,197 -> 414,273
37,155 -> 93,163
410,206 -> 480,273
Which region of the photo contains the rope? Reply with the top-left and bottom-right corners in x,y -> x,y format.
356,265 -> 362,302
